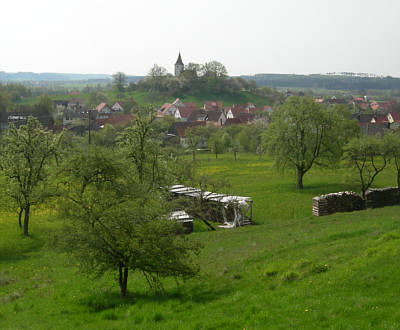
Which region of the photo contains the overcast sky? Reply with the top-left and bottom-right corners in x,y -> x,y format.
1,0 -> 399,76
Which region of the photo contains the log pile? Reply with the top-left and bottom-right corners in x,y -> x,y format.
312,191 -> 364,216
365,187 -> 400,208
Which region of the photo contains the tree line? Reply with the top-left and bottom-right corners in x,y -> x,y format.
242,73 -> 400,91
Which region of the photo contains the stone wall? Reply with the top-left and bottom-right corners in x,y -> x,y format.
312,191 -> 364,216
365,187 -> 400,208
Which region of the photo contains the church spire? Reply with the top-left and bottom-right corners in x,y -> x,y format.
174,52 -> 184,77
175,52 -> 184,66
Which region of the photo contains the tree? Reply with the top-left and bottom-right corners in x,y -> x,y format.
33,94 -> 54,127
117,109 -> 163,187
208,130 -> 225,159
343,135 -> 388,200
0,116 -> 62,235
262,96 -> 357,189
57,148 -> 201,298
112,72 -> 127,97
201,61 -> 228,91
88,91 -> 109,109
147,64 -> 167,92
185,127 -> 200,161
0,91 -> 10,113
385,132 -> 400,188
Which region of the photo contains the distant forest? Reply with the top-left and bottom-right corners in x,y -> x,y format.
241,74 -> 400,90
0,72 -> 143,83
2,71 -> 400,91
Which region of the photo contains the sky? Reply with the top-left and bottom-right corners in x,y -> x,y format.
1,0 -> 400,77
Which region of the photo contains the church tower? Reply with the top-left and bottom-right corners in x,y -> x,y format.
175,52 -> 184,77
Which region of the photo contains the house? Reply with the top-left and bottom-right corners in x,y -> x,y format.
204,101 -> 223,112
174,105 -> 198,121
168,121 -> 206,145
187,109 -> 208,122
111,102 -> 124,112
387,112 -> 400,129
206,110 -> 226,127
95,114 -> 133,128
67,98 -> 85,110
96,103 -> 112,119
53,100 -> 68,110
225,102 -> 264,120
157,98 -> 186,118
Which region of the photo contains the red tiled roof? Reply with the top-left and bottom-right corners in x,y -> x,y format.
171,121 -> 206,137
204,101 -> 223,111
96,114 -> 133,127
183,102 -> 197,107
177,105 -> 198,118
225,118 -> 242,125
374,116 -> 387,124
96,102 -> 108,111
390,112 -> 400,122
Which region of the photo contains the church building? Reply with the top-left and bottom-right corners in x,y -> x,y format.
175,52 -> 184,77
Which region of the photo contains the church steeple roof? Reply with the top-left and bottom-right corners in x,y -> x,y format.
175,52 -> 184,66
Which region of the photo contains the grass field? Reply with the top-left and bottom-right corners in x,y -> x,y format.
15,89 -> 273,109
1,154 -> 400,329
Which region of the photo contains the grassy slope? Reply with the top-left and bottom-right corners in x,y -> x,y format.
1,154 -> 400,329
15,90 -> 272,109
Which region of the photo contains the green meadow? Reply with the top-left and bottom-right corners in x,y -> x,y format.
1,153 -> 400,329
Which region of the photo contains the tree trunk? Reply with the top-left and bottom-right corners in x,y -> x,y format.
18,209 -> 23,229
234,151 -> 237,161
192,151 -> 196,161
296,168 -> 304,189
119,264 -> 129,298
215,153 -> 218,159
23,204 -> 30,236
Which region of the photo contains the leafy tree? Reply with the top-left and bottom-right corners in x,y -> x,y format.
343,135 -> 388,199
146,64 -> 167,92
57,149 -> 201,298
112,72 -> 127,97
383,132 -> 400,188
0,91 -> 10,113
201,61 -> 228,91
117,110 -> 163,187
0,116 -> 62,235
262,96 -> 357,189
88,91 -> 109,109
185,127 -> 200,161
33,94 -> 54,127
208,130 -> 225,159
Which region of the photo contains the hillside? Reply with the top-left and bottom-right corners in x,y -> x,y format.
15,89 -> 275,109
1,154 -> 400,329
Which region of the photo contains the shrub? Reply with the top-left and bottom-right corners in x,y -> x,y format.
154,312 -> 164,322
309,263 -> 329,274
102,311 -> 118,320
280,271 -> 299,283
263,267 -> 278,277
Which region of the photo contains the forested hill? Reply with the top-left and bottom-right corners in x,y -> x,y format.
0,72 -> 144,83
241,74 -> 400,90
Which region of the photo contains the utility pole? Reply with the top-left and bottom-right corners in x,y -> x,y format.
88,110 -> 93,145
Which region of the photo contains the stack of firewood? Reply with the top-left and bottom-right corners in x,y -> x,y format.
312,191 -> 364,216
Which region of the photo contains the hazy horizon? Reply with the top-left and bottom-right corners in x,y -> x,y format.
1,0 -> 399,77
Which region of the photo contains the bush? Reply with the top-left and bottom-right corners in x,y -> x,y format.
309,263 -> 329,274
263,267 -> 278,277
154,312 -> 164,322
101,311 -> 118,320
280,271 -> 299,283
